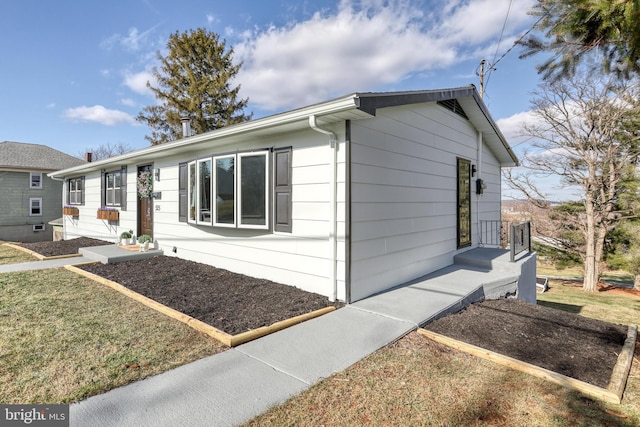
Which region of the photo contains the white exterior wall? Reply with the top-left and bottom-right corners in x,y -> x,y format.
63,168 -> 138,244
349,103 -> 503,301
64,127 -> 347,300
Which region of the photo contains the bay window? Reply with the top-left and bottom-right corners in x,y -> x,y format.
186,150 -> 269,229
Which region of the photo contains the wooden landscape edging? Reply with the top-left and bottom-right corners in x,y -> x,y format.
64,264 -> 335,347
3,243 -> 83,261
418,326 -> 637,405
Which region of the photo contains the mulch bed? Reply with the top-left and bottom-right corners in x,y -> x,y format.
424,299 -> 629,388
18,237 -> 111,257
79,256 -> 341,336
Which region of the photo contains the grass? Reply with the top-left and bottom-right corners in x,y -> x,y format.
537,263 -> 635,286
0,268 -> 226,403
245,281 -> 640,426
0,242 -> 37,265
538,279 -> 640,325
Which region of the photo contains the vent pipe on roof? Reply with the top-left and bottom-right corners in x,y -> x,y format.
181,117 -> 192,138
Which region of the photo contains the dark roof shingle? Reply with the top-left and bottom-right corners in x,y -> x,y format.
0,141 -> 86,171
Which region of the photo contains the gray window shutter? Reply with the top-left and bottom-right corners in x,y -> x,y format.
178,163 -> 188,222
120,166 -> 127,210
100,171 -> 106,207
274,147 -> 292,232
80,176 -> 85,205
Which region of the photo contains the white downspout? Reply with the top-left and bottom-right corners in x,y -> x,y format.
476,130 -> 483,245
309,115 -> 338,302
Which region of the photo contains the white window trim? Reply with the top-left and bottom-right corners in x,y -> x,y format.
105,171 -> 121,206
30,172 -> 42,189
29,197 -> 42,216
69,177 -> 83,205
238,151 -> 269,230
187,162 -> 197,224
213,154 -> 236,228
197,158 -> 213,225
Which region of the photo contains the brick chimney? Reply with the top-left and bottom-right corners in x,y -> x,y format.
84,152 -> 93,162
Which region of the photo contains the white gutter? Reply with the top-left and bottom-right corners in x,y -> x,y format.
309,115 -> 339,302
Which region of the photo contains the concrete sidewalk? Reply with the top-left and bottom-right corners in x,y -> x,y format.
70,266 -> 493,427
0,256 -> 92,272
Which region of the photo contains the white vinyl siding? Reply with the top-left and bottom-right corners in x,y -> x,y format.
348,103 -> 487,301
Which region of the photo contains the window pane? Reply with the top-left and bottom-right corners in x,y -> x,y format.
114,173 -> 121,188
107,174 -> 114,189
199,159 -> 212,224
106,190 -> 114,205
30,199 -> 41,215
240,154 -> 266,226
215,156 -> 235,224
189,163 -> 196,221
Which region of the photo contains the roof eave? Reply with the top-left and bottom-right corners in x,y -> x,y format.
50,94 -> 368,179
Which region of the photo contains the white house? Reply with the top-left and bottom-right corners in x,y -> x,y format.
50,86 -> 519,303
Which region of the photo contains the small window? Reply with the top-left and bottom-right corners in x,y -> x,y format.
101,167 -> 126,210
29,197 -> 42,216
198,158 -> 212,225
238,152 -> 268,228
188,162 -> 197,223
68,177 -> 84,205
213,155 -> 236,227
30,172 -> 42,189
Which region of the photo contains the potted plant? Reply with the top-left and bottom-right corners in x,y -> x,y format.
97,207 -> 119,221
119,230 -> 133,245
138,234 -> 152,252
63,206 -> 79,217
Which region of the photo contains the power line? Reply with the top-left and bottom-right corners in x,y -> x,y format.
482,15 -> 544,94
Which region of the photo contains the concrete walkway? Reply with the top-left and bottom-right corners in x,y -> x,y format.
69,261 -> 512,427
0,256 -> 92,272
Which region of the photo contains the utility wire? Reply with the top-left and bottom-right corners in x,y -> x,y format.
483,14 -> 544,93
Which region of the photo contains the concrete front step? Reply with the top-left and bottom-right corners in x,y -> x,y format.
79,245 -> 163,264
454,247 -> 515,271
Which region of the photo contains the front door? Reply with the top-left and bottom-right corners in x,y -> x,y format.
137,164 -> 153,240
457,158 -> 471,248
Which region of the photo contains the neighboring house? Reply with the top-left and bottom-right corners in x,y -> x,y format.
0,141 -> 86,242
50,86 -> 519,302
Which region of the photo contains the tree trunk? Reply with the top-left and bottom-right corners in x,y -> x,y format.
635,274 -> 640,291
583,198 -> 598,292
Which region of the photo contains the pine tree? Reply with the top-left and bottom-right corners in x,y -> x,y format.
137,28 -> 252,145
520,0 -> 640,79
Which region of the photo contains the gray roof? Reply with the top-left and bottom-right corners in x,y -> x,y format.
0,141 -> 86,171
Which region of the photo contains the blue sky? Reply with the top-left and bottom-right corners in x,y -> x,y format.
1,0 -> 544,178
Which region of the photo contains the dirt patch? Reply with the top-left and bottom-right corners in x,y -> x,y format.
424,299 -> 629,388
79,256 -> 341,336
18,237 -> 110,257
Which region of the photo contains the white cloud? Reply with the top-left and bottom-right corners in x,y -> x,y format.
496,110 -> 536,143
124,71 -> 155,96
120,98 -> 136,107
234,0 -> 537,111
101,25 -> 159,52
63,105 -> 136,126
